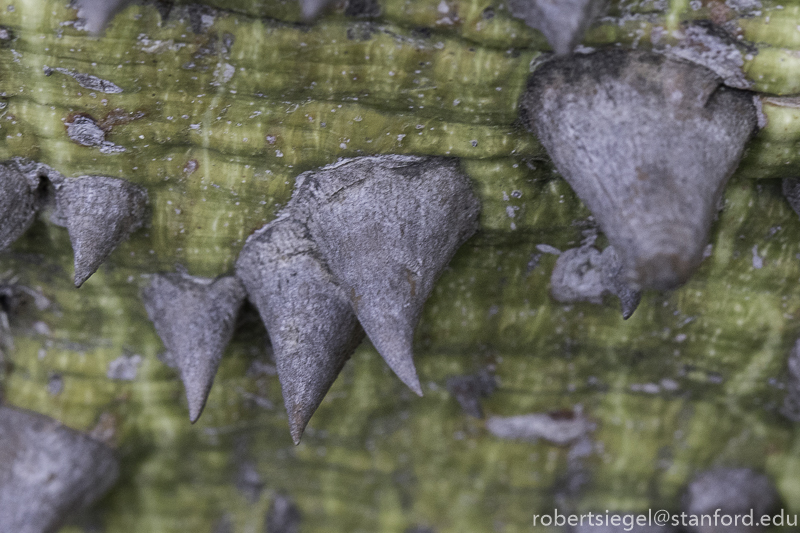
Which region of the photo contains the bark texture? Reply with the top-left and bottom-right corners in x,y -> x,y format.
3,1 -> 800,532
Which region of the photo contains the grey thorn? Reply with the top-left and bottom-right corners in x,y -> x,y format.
0,405 -> 120,533
72,0 -> 135,35
782,177 -> 800,219
683,468 -> 779,533
236,217 -> 364,444
298,0 -> 335,20
141,273 -> 246,423
521,50 -> 757,291
290,156 -> 481,395
0,160 -> 44,251
53,176 -> 147,287
507,0 -> 608,56
599,246 -> 641,320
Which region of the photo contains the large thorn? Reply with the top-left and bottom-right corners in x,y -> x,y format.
290,156 -> 481,395
507,0 -> 608,56
521,50 -> 757,291
0,161 -> 43,251
236,217 -> 364,444
54,176 -> 147,287
0,405 -> 119,533
141,274 -> 246,423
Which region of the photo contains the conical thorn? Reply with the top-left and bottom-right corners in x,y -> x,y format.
521,50 -> 757,291
141,273 -> 246,423
289,156 -> 480,393
53,176 -> 147,287
236,217 -> 364,443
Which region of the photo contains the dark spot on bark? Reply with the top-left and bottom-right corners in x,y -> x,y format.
98,108 -> 146,132
446,369 -> 497,418
346,22 -> 376,41
183,159 -> 199,175
548,409 -> 576,421
188,4 -> 217,34
266,494 -> 301,533
345,0 -> 381,18
412,27 -> 432,39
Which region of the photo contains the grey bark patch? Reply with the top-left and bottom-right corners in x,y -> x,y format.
235,460 -> 264,503
664,23 -> 752,90
65,115 -> 125,153
45,66 -> 122,94
54,176 -> 148,287
235,217 -> 364,444
47,373 -> 63,396
290,156 -> 480,395
507,0 -> 608,56
106,354 -> 142,381
682,468 -> 779,533
266,493 -> 301,533
536,243 -> 562,255
72,0 -> 134,35
550,245 -> 641,319
521,50 -> 756,291
0,160 -> 43,251
445,369 -> 497,418
141,273 -> 246,423
550,246 -> 606,304
781,339 -> 800,421
0,405 -> 119,533
486,410 -> 594,446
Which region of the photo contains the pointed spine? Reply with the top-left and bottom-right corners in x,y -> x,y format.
141,273 -> 246,423
236,217 -> 364,444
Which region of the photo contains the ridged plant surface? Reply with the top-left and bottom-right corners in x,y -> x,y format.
3,0 -> 800,532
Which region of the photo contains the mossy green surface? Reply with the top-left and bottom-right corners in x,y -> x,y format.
3,1 -> 800,532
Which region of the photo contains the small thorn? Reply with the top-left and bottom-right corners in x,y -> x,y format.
298,0 -> 334,20
0,405 -> 119,533
549,244 -> 641,319
236,218 -> 364,443
507,0 -> 607,56
53,176 -> 147,287
291,156 -> 480,393
599,246 -> 641,320
521,50 -> 757,291
141,273 -> 246,423
0,160 -> 43,251
369,334 -> 423,396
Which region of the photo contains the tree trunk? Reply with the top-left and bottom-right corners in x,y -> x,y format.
2,1 -> 800,532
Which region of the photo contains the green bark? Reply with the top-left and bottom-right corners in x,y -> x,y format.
3,0 -> 800,532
